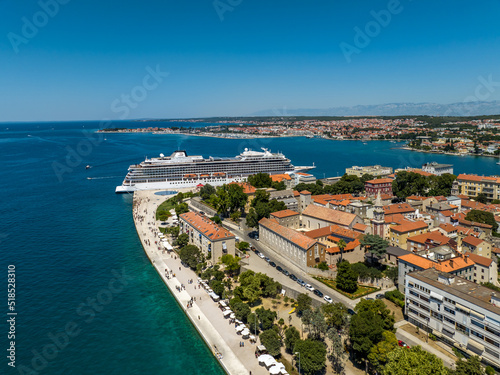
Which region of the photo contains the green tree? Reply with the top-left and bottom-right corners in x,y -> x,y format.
251,189 -> 271,207
175,233 -> 189,248
179,244 -> 203,269
256,307 -> 277,331
361,173 -> 375,183
486,366 -> 495,375
284,326 -> 301,353
451,356 -> 483,375
385,267 -> 398,284
229,298 -> 251,322
360,234 -> 389,265
296,293 -> 312,315
475,193 -> 488,204
245,208 -> 259,228
317,261 -> 329,271
210,215 -> 222,225
367,330 -> 398,371
226,183 -> 248,213
200,184 -> 216,200
221,254 -> 241,275
349,309 -> 384,356
248,173 -> 273,188
166,226 -> 180,238
392,171 -> 429,199
383,346 -> 448,375
174,202 -> 189,216
322,302 -> 348,329
237,241 -> 249,251
428,173 -> 456,196
259,329 -> 282,357
337,239 -> 347,263
293,339 -> 327,375
209,279 -> 225,297
327,327 -> 347,374
271,180 -> 286,190
230,211 -> 241,222
356,299 -> 395,331
465,209 -> 498,231
336,261 -> 358,293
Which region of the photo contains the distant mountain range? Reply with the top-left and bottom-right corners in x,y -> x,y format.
251,101 -> 500,117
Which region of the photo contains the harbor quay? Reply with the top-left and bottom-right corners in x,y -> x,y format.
132,189 -> 267,375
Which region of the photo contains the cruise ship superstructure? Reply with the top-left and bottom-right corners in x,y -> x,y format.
115,148 -> 314,193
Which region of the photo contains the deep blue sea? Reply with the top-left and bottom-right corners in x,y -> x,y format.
1,120 -> 498,375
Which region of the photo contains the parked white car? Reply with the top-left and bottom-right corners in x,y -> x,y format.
305,284 -> 314,292
324,296 -> 333,303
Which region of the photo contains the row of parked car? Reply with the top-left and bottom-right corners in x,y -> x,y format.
250,246 -> 334,304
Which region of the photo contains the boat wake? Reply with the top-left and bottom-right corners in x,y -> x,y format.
87,176 -> 122,180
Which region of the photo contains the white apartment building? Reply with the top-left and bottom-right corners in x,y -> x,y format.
406,268 -> 500,367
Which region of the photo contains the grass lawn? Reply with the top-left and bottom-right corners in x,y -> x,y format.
155,199 -> 177,220
313,277 -> 380,299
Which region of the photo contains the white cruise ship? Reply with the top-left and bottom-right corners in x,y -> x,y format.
115,148 -> 314,193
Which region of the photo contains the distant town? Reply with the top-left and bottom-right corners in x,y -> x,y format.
99,115 -> 500,158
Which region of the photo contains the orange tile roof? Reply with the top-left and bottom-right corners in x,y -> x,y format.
327,235 -> 341,243
305,224 -> 363,241
259,217 -> 317,249
270,173 -> 292,182
353,223 -> 368,231
293,191 -> 300,197
399,254 -> 474,272
407,231 -> 452,246
270,209 -> 299,219
228,181 -> 256,195
302,205 -> 358,227
345,239 -> 361,251
312,197 -> 330,206
466,253 -> 493,267
390,220 -> 428,234
407,168 -> 434,177
385,214 -> 406,225
439,223 -> 456,233
365,178 -> 393,184
457,174 -> 500,183
383,203 -> 415,215
439,210 -> 454,217
300,190 -> 311,195
462,235 -> 484,247
406,196 -> 427,201
180,211 -> 235,240
326,246 -> 340,254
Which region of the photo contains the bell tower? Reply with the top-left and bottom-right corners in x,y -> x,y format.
371,191 -> 385,237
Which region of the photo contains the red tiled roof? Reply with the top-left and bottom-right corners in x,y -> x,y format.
365,178 -> 393,184
439,223 -> 456,233
270,209 -> 299,219
228,181 -> 256,195
259,217 -> 317,249
466,253 -> 493,267
305,224 -> 363,241
406,196 -> 427,201
385,214 -> 406,225
383,203 -> 415,215
407,231 -> 452,246
180,211 -> 235,241
270,174 -> 292,182
300,190 -> 311,195
439,210 -> 454,217
353,223 -> 368,231
399,254 -> 474,271
390,220 -> 428,234
462,235 -> 484,247
302,204 -> 358,227
457,174 -> 500,183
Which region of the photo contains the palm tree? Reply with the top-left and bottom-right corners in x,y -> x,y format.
337,239 -> 347,263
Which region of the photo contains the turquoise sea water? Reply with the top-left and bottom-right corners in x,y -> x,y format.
1,121 -> 498,375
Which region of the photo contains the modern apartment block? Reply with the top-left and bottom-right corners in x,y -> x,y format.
451,174 -> 500,201
405,268 -> 500,367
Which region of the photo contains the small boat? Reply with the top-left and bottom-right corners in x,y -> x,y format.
86,165 -> 91,169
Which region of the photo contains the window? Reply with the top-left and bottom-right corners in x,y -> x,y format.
471,320 -> 484,329
444,306 -> 455,315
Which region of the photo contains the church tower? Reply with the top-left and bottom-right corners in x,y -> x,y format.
371,191 -> 385,237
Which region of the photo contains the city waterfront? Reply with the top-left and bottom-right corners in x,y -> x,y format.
1,120 -> 499,374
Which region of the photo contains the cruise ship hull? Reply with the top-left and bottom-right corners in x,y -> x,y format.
115,149 -> 314,193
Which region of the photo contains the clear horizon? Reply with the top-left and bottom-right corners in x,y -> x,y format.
1,0 -> 500,122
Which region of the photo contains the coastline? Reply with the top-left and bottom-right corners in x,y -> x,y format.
132,190 -> 266,375
400,146 -> 500,160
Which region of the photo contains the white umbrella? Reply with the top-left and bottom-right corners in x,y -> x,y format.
264,357 -> 277,368
229,313 -> 235,319
269,365 -> 281,375
235,325 -> 245,332
223,310 -> 231,317
241,328 -> 250,337
280,371 -> 288,375
258,354 -> 273,364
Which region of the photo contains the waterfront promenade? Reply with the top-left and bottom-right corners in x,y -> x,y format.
133,190 -> 266,375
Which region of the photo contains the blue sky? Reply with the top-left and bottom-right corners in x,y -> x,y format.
1,0 -> 500,121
